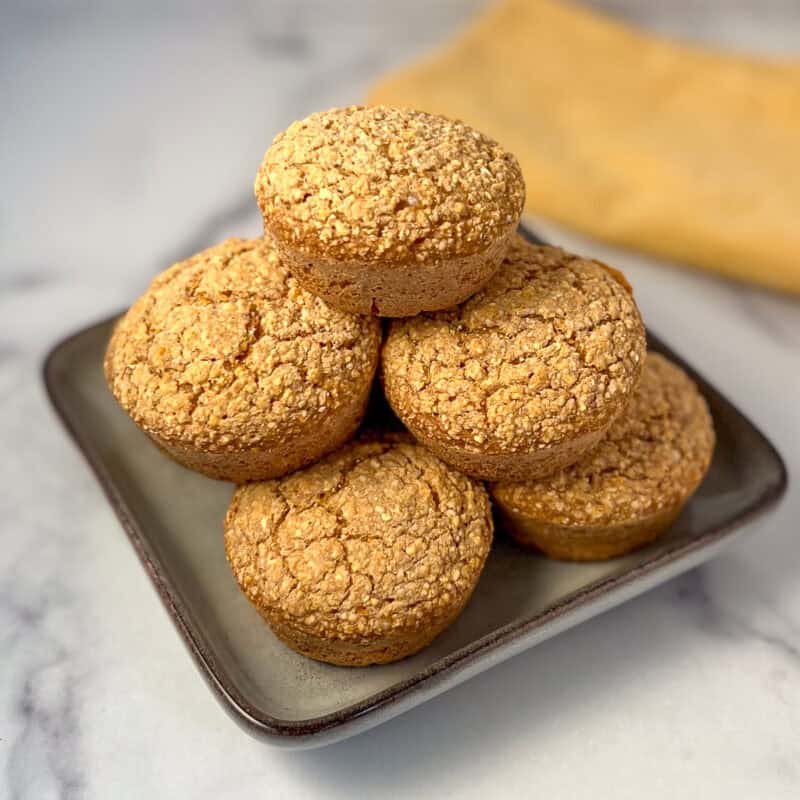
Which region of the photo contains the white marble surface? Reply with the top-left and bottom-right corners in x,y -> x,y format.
2,1 -> 799,797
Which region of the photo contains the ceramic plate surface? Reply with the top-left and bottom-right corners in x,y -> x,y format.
44,229 -> 787,748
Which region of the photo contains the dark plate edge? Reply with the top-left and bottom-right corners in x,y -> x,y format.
42,253 -> 789,744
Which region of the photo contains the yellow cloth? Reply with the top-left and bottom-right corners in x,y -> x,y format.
368,0 -> 800,295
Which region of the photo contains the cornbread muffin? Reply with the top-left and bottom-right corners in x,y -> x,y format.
491,353 -> 715,561
381,236 -> 646,481
104,238 -> 381,482
255,105 -> 525,316
224,438 -> 493,665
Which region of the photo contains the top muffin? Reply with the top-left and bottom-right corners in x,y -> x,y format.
256,105 -> 524,264
255,106 -> 525,316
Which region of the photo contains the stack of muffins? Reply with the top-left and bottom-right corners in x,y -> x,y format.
105,106 -> 715,667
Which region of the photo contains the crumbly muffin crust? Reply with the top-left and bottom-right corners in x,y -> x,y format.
104,238 -> 381,480
492,353 -> 715,529
255,105 -> 525,267
381,236 -> 646,479
224,438 -> 493,665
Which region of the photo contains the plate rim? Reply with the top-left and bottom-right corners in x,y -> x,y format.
43,271 -> 788,745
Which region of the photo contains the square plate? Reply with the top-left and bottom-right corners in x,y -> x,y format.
43,230 -> 787,749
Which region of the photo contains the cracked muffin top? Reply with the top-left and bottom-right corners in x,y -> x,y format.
104,238 -> 381,453
491,353 -> 715,526
255,105 -> 525,265
224,438 -> 493,641
382,236 -> 646,454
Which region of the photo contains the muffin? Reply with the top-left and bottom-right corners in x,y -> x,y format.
254,105 -> 525,317
491,353 -> 715,560
224,438 -> 493,665
104,238 -> 381,482
381,236 -> 647,481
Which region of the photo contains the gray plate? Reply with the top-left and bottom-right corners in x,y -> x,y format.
43,255 -> 787,749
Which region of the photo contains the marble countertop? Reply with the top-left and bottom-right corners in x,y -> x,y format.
2,1 -> 798,797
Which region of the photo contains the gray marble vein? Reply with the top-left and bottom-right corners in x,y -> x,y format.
158,194 -> 259,274
674,569 -> 800,662
0,270 -> 57,293
1,2 -> 799,798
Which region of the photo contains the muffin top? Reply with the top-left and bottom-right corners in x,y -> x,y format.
492,353 -> 715,527
224,438 -> 493,642
382,236 -> 646,454
255,105 -> 525,265
104,238 -> 381,453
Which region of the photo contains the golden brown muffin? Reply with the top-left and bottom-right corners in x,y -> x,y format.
224,438 -> 493,666
254,105 -> 525,317
104,238 -> 381,482
381,236 -> 646,481
491,353 -> 715,561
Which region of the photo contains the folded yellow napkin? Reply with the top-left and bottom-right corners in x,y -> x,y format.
369,0 -> 800,295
